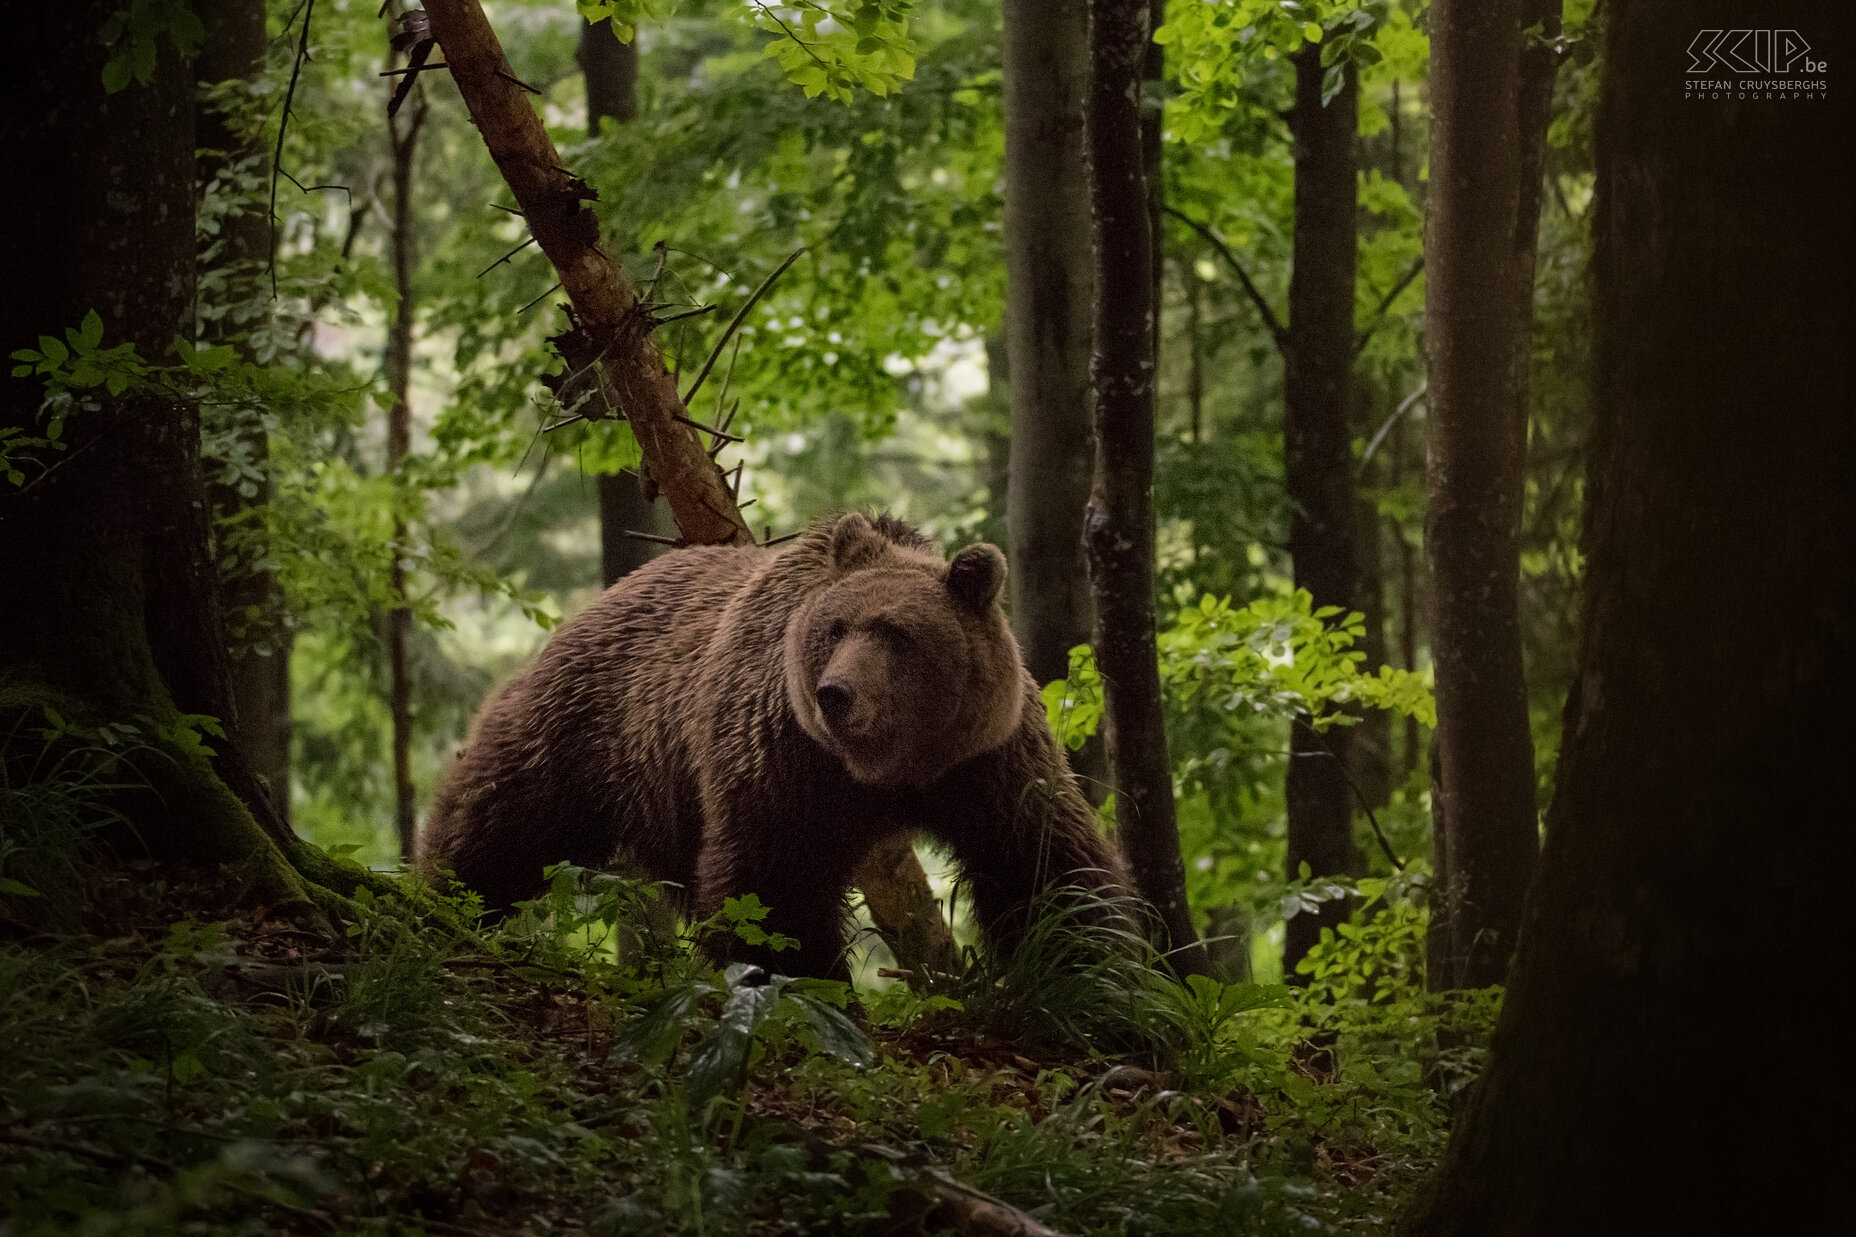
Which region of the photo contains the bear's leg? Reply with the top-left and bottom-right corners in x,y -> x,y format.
425,770 -> 635,913
922,723 -> 1128,957
691,816 -> 869,981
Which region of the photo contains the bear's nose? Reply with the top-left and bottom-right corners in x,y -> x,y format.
816,679 -> 854,725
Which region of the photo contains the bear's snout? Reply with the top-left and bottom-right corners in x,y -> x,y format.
815,678 -> 855,726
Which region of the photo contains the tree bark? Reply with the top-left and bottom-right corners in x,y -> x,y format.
1084,0 -> 1203,971
1421,0 -> 1559,990
1002,0 -> 1096,691
579,17 -> 679,588
1,0 -> 345,925
419,0 -> 750,549
1282,47 -> 1364,974
197,0 -> 293,824
385,64 -> 425,863
1405,2 -> 1851,1228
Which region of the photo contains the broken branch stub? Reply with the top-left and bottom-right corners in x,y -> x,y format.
417,0 -> 750,548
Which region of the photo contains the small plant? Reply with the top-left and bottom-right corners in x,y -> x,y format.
616,961 -> 875,1132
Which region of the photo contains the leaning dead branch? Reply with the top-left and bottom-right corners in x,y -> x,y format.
418,0 -> 751,547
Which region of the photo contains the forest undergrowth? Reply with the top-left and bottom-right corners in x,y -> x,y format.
0,740 -> 1498,1237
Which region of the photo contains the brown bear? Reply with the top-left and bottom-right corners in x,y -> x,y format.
419,512 -> 1124,977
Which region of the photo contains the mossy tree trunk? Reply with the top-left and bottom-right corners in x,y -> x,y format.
197,0 -> 294,824
1,0 -> 351,926
1404,0 -> 1851,1228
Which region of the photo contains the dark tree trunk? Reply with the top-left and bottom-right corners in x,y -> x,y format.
1421,0 -> 1559,990
1085,0 -> 1203,972
598,471 -> 677,587
1406,3 -> 1851,1230
1002,0 -> 1096,691
1142,0 -> 1165,348
580,17 -> 677,588
385,72 -> 425,863
1282,46 -> 1364,973
1,0 -> 338,921
197,0 -> 293,824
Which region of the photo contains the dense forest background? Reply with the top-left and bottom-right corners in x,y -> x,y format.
1,0 -> 1846,1233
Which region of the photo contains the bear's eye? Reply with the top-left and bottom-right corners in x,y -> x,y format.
827,619 -> 849,644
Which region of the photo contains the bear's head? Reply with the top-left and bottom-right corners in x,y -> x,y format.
785,513 -> 1026,787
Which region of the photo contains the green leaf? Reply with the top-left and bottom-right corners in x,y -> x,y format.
1303,21 -> 1324,43
788,993 -> 875,1066
686,978 -> 787,1109
0,877 -> 42,898
613,981 -> 713,1066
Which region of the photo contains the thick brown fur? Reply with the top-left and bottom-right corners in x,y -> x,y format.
420,512 -> 1124,977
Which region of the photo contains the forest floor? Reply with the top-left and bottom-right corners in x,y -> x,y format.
0,859 -> 1486,1236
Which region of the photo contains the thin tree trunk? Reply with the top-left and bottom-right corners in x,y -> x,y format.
1085,0 -> 1203,972
1282,46 -> 1364,974
1405,2 -> 1851,1226
198,0 -> 292,823
1184,258 -> 1204,444
1390,411 -> 1420,781
1421,0 -> 1559,989
1353,392 -> 1392,810
0,0 -> 340,923
1002,0 -> 1096,691
1142,0 -> 1165,350
579,17 -> 678,588
385,69 -> 424,863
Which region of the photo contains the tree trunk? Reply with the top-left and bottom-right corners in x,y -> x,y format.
1421,0 -> 1559,990
1,0 -> 346,925
1002,0 -> 1096,691
1405,2 -> 1851,1228
385,65 -> 425,863
1282,46 -> 1363,974
1084,0 -> 1203,972
197,0 -> 292,823
1353,449 -> 1392,810
1390,410 -> 1420,782
580,17 -> 679,588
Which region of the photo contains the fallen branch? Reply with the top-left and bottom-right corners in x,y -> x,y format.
925,1168 -> 1074,1237
857,1143 -> 1073,1237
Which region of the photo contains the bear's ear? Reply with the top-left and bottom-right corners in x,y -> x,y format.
946,543 -> 1007,611
827,512 -> 886,574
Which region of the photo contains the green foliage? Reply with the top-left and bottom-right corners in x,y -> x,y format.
750,0 -> 918,102
0,831 -> 1494,1234
1047,590 -> 1433,756
1159,1 -> 1407,143
99,0 -> 205,92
